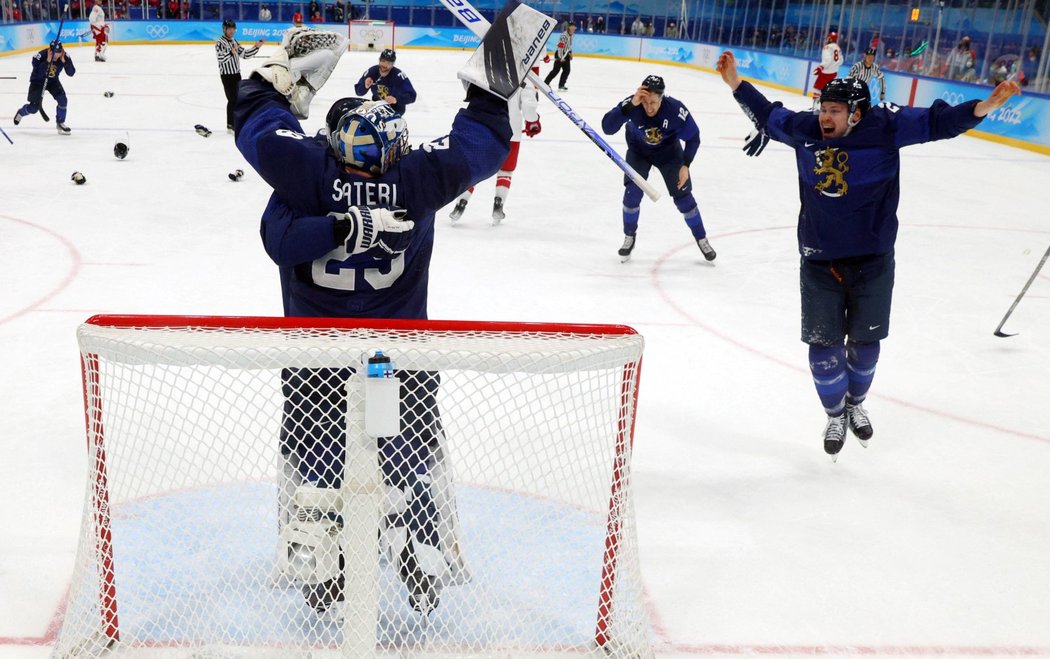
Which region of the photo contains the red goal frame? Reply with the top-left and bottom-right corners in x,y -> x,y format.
78,314 -> 644,651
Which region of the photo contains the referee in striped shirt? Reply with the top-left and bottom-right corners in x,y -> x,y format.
847,48 -> 886,102
216,18 -> 263,132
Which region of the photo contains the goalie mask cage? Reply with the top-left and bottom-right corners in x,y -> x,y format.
57,315 -> 653,659
348,20 -> 395,51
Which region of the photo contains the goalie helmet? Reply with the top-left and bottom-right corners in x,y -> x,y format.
820,77 -> 871,116
328,100 -> 411,175
325,97 -> 368,135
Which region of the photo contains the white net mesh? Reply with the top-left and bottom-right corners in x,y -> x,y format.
347,20 -> 395,52
56,318 -> 652,658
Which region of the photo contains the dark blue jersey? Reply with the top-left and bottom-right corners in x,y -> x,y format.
29,48 -> 75,83
354,65 -> 417,115
733,81 -> 983,260
601,95 -> 700,165
234,80 -> 510,320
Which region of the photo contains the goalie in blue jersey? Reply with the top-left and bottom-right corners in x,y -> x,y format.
232,6 -> 550,616
716,50 -> 1020,461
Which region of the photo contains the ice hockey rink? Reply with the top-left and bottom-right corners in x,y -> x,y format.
1,39 -> 1049,658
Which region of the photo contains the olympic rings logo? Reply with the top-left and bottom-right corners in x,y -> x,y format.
941,90 -> 966,105
355,26 -> 387,41
574,36 -> 597,50
146,24 -> 170,39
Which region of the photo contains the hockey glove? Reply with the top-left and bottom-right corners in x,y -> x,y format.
523,118 -> 541,137
543,54 -> 551,63
743,128 -> 769,157
333,207 -> 415,259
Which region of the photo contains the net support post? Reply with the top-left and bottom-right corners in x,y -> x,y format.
341,367 -> 385,657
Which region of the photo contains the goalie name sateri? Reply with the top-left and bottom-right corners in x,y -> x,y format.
331,179 -> 401,207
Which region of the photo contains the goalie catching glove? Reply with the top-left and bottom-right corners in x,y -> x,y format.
256,27 -> 349,118
332,206 -> 415,259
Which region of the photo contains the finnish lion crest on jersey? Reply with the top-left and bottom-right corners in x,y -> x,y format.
813,147 -> 850,197
376,84 -> 390,100
643,127 -> 663,145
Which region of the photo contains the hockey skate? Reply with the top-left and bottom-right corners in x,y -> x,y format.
823,412 -> 848,461
56,122 -> 71,135
12,110 -> 21,125
696,237 -> 717,261
397,544 -> 440,615
846,402 -> 873,447
491,197 -> 505,225
449,198 -> 467,223
618,234 -> 636,263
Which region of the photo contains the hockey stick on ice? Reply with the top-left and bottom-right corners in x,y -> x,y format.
439,0 -> 662,201
993,243 -> 1050,337
0,125 -> 13,145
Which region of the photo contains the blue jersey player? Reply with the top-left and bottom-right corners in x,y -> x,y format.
13,40 -> 75,135
717,50 -> 1021,460
601,75 -> 716,263
233,27 -> 517,616
354,48 -> 417,116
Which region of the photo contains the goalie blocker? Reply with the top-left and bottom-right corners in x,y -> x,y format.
456,0 -> 555,100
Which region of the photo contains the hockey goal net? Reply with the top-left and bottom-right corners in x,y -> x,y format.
56,315 -> 652,658
348,19 -> 395,51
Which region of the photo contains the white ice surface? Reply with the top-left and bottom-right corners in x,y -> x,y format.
1,43 -> 1049,658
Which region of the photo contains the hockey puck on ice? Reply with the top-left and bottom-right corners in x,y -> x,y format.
228,169 -> 244,182
104,91 -> 114,97
71,171 -> 86,185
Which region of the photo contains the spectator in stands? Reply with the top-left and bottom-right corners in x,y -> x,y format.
308,0 -> 319,19
665,21 -> 677,39
259,4 -> 271,20
630,16 -> 644,36
596,16 -> 604,33
310,9 -> 323,22
333,0 -> 344,23
644,20 -> 654,37
1021,47 -> 1039,86
946,36 -> 977,81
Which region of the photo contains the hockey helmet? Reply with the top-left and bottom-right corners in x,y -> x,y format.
827,31 -> 838,42
864,47 -> 877,56
113,136 -> 129,160
328,100 -> 411,175
641,74 -> 665,94
292,11 -> 303,24
379,49 -> 396,63
222,18 -> 235,30
50,39 -> 63,52
820,77 -> 871,116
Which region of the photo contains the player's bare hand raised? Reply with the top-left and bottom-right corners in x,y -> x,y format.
975,80 -> 1021,117
716,51 -> 742,90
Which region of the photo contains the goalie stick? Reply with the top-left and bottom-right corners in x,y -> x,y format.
993,243 -> 1050,337
439,0 -> 662,201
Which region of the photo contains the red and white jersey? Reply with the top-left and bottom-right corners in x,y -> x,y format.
819,42 -> 842,73
89,4 -> 106,31
507,81 -> 539,143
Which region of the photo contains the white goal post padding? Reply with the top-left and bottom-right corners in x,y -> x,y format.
348,19 -> 395,51
56,315 -> 653,658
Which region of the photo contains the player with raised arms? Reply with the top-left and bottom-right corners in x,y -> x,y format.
231,2 -> 552,614
717,49 -> 1020,460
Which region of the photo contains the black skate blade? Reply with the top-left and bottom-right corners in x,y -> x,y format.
993,329 -> 1017,338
